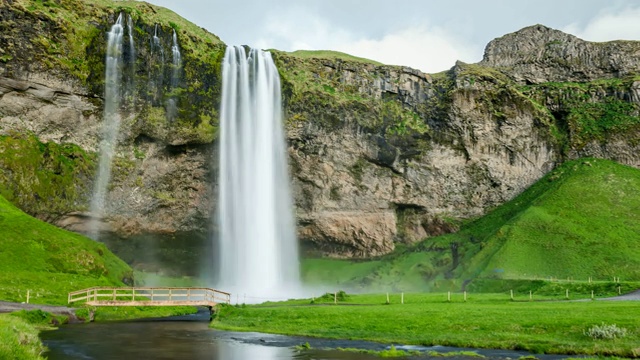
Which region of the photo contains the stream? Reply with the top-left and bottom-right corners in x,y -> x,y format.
40,309 -> 568,360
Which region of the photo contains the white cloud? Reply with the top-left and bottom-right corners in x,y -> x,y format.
563,7 -> 640,42
332,27 -> 479,73
256,6 -> 479,73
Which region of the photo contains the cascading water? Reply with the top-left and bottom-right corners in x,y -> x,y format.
167,29 -> 181,121
217,46 -> 299,299
150,24 -> 164,103
125,14 -> 136,107
88,14 -> 124,240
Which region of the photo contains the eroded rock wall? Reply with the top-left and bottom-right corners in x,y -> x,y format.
0,2 -> 639,260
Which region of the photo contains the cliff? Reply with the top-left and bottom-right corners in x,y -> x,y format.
0,2 -> 639,264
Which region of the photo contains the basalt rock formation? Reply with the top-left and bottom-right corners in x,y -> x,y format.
0,2 -> 639,265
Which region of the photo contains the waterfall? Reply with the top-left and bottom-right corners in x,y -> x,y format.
217,46 -> 299,299
167,29 -> 181,121
125,14 -> 135,108
150,24 -> 164,104
152,24 -> 164,62
88,14 -> 124,240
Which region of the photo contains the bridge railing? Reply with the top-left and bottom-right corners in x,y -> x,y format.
68,287 -> 231,306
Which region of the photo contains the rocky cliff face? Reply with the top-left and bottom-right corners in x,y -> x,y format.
0,1 -> 639,264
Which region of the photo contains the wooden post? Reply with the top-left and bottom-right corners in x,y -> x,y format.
591,290 -> 594,300
401,292 -> 404,304
188,288 -> 191,301
447,291 -> 451,302
334,292 -> 337,304
112,289 -> 116,301
386,292 -> 389,304
565,289 -> 569,299
588,276 -> 592,283
132,288 -> 135,301
510,290 -> 514,300
618,286 -> 621,295
26,290 -> 30,304
151,289 -> 154,301
529,290 -> 532,301
463,291 -> 467,302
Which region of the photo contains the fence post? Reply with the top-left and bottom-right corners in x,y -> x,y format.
132,288 -> 136,301
591,290 -> 594,300
401,292 -> 404,304
529,290 -> 532,301
386,292 -> 389,304
27,290 -> 30,304
510,290 -> 514,300
565,289 -> 569,299
463,291 -> 467,302
447,291 -> 451,302
334,292 -> 337,304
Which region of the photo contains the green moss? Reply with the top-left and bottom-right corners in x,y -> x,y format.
520,78 -> 640,149
0,133 -> 95,217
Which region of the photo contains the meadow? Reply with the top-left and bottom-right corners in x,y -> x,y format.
212,293 -> 640,357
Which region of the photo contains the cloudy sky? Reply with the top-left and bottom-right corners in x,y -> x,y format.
146,0 -> 640,73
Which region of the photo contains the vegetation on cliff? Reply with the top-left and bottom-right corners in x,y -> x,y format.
0,193 -> 132,305
0,133 -> 94,219
1,0 -> 225,144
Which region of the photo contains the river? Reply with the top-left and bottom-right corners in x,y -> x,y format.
40,309 -> 567,360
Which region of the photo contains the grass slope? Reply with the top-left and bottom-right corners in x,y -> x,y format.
287,50 -> 384,65
302,158 -> 640,291
463,158 -> 640,281
0,194 -> 132,305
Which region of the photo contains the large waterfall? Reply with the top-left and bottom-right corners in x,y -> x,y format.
88,14 -> 124,240
217,46 -> 299,299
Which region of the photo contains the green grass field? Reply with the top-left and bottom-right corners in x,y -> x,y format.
212,293 -> 640,357
0,194 -> 132,305
302,158 -> 640,292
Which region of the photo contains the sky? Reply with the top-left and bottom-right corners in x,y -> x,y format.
146,0 -> 640,73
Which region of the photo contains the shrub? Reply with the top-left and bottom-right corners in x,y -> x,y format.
584,323 -> 628,340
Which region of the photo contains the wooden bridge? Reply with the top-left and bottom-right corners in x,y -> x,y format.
68,287 -> 231,307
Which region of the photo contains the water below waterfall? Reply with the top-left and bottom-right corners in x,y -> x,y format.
216,46 -> 299,299
88,14 -> 124,240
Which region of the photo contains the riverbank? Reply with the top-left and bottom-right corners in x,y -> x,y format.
210,293 -> 640,357
0,313 -> 47,359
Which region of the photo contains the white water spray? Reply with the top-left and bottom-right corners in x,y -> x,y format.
217,46 -> 299,299
89,14 -> 124,240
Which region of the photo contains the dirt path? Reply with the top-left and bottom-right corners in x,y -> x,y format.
0,301 -> 81,322
598,289 -> 640,301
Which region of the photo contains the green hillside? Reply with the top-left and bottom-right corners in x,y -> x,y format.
0,195 -> 132,305
303,158 -> 640,291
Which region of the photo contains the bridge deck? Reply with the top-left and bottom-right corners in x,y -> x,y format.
68,287 -> 231,307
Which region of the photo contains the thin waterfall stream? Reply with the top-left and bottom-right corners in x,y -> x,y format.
88,14 -> 125,240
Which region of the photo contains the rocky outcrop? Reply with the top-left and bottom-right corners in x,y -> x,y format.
481,24 -> 640,84
0,2 -> 639,261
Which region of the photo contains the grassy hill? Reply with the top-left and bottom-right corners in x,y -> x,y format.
0,194 -> 132,305
303,158 -> 640,292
